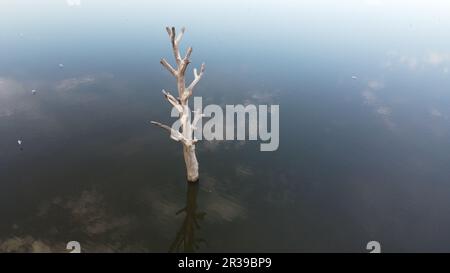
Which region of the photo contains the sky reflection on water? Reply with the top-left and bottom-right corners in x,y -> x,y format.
1,0 -> 450,252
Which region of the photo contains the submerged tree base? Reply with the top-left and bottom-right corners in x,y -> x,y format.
184,144 -> 199,182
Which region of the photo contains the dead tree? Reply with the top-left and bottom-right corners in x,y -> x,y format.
151,27 -> 205,182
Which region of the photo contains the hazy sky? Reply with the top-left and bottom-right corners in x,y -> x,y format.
1,0 -> 449,57
2,0 -> 450,34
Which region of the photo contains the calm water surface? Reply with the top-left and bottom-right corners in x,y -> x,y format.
1,0 -> 450,252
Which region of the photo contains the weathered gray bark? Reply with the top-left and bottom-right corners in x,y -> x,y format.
152,27 -> 205,182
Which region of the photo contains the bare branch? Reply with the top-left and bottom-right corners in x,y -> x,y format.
165,26 -> 172,37
150,121 -> 188,144
176,27 -> 186,45
187,63 -> 205,95
176,47 -> 193,79
160,58 -> 177,77
184,47 -> 193,61
171,26 -> 176,40
166,26 -> 182,65
151,120 -> 173,133
151,120 -> 196,147
162,89 -> 183,113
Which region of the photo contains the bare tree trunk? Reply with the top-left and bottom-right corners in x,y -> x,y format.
183,145 -> 199,182
151,27 -> 205,182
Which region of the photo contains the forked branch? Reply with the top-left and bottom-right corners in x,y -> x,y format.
162,89 -> 183,113
160,58 -> 177,77
160,26 -> 205,104
187,63 -> 206,96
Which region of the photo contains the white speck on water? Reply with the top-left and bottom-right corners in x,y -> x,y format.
17,140 -> 22,145
351,76 -> 358,80
377,106 -> 391,116
31,89 -> 37,95
430,108 -> 443,118
59,63 -> 64,68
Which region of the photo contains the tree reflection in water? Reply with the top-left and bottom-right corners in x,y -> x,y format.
169,182 -> 206,252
